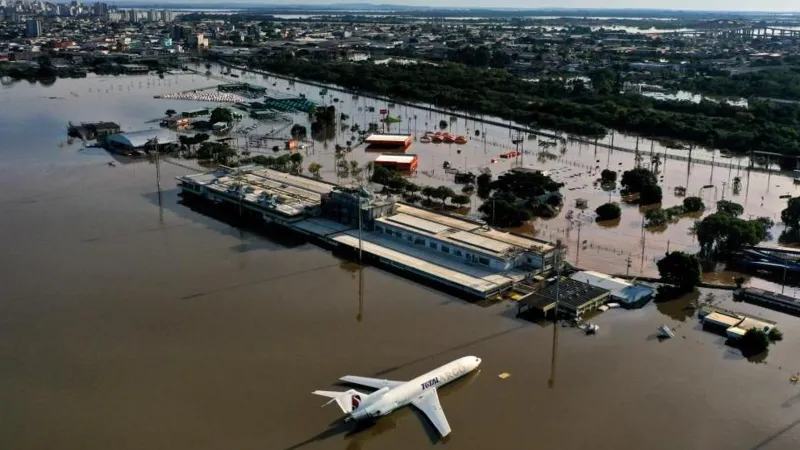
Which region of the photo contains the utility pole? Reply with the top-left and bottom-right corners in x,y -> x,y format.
153,137 -> 161,193
358,192 -> 363,262
626,255 -> 632,276
574,220 -> 582,266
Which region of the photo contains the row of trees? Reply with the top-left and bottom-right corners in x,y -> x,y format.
253,56 -> 800,156
475,171 -> 564,227
696,200 -> 772,258
371,165 -> 470,208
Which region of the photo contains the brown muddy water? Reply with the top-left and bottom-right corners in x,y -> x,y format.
1,73 -> 800,450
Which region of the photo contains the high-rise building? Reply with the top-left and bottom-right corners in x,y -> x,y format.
25,19 -> 41,38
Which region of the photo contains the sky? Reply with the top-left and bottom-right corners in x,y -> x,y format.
121,0 -> 800,12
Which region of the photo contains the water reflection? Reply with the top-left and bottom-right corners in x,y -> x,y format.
655,289 -> 700,322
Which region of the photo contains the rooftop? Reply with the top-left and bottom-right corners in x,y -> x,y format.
520,279 -> 609,310
365,134 -> 412,144
178,165 -> 335,218
105,129 -> 176,148
375,154 -> 418,164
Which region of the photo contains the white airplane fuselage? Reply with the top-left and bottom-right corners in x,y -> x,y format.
347,356 -> 481,422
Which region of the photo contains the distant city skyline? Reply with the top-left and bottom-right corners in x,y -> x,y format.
113,0 -> 800,13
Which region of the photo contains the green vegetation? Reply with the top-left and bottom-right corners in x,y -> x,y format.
308,162 -> 323,180
683,196 -> 705,213
780,197 -> 800,244
696,212 -> 771,258
210,107 -> 234,125
253,57 -> 800,155
371,165 -> 463,209
595,202 -> 621,221
237,153 -> 304,175
739,328 -> 771,356
680,68 -> 800,103
716,200 -> 744,217
477,171 -> 564,227
645,196 -> 705,228
600,169 -> 617,185
657,251 -> 702,293
621,168 -> 662,204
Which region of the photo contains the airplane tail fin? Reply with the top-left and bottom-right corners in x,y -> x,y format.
312,389 -> 365,414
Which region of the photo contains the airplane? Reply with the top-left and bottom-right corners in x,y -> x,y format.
312,356 -> 481,438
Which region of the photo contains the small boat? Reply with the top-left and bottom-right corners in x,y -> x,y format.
420,136 -> 432,143
455,136 -> 467,144
431,136 -> 443,143
658,324 -> 675,339
583,323 -> 599,335
443,136 -> 454,144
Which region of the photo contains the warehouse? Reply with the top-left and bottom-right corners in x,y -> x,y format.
374,154 -> 419,173
364,134 -> 412,151
102,129 -> 177,153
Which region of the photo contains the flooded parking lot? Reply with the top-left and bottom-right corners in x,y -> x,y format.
1,71 -> 799,450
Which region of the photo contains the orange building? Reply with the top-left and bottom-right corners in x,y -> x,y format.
374,154 -> 419,173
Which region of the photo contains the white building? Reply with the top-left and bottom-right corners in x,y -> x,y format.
569,271 -> 654,306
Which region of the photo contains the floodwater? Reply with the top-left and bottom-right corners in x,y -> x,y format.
203,64 -> 800,281
2,72 -> 800,450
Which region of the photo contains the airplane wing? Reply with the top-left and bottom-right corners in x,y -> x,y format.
411,390 -> 452,437
339,375 -> 405,390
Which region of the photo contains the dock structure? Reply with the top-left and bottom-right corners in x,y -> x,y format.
176,165 -> 564,299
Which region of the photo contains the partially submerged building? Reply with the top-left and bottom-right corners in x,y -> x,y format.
698,306 -> 777,340
569,271 -> 654,307
102,129 -> 177,154
516,278 -> 610,318
176,165 -> 564,299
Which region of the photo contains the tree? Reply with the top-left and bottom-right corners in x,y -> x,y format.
478,196 -> 530,227
289,152 -> 303,174
639,183 -> 663,205
210,107 -> 234,124
739,328 -> 771,356
717,200 -> 743,217
461,184 -> 475,194
781,197 -> 800,229
434,186 -> 456,204
683,196 -> 705,213
768,328 -> 784,342
595,202 -> 621,221
621,168 -> 657,194
600,169 -> 617,184
404,182 -> 421,194
696,212 -> 768,257
371,164 -> 393,185
451,194 -> 470,207
165,109 -> 177,117
308,162 -> 322,180
657,251 -> 701,292
476,172 -> 492,198
421,186 -> 435,201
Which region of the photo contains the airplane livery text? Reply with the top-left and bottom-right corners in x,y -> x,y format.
421,377 -> 440,390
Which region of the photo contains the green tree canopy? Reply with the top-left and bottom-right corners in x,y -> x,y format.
639,183 -> 663,205
683,196 -> 705,213
657,251 -> 701,292
621,168 -> 658,194
595,202 -> 621,221
210,107 -> 234,124
781,197 -> 800,229
717,200 -> 744,217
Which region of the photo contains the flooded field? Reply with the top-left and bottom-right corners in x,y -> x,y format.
2,72 -> 800,450
198,64 -> 800,281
